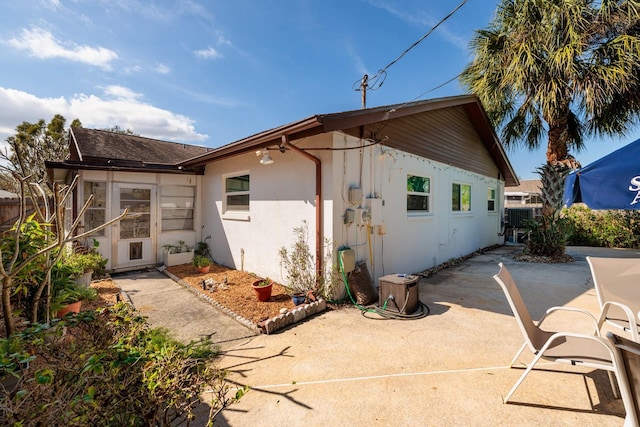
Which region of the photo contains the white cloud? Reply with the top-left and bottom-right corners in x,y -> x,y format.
195,46 -> 221,59
124,65 -> 143,74
40,0 -> 61,10
104,85 -> 142,101
155,63 -> 171,74
0,87 -> 208,144
7,27 -> 119,70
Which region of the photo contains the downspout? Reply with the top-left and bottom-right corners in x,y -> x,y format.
282,135 -> 323,281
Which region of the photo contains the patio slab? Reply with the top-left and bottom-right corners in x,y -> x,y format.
211,245 -> 634,426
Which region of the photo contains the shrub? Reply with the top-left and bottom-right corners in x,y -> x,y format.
0,303 -> 246,425
565,206 -> 640,248
523,209 -> 572,257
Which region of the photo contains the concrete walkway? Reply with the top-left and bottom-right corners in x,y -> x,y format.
112,246 -> 640,426
114,268 -> 258,348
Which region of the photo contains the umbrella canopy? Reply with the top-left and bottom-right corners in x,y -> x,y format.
564,138 -> 640,209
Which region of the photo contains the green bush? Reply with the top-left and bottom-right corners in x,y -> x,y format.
0,303 -> 246,425
565,206 -> 640,248
523,210 -> 572,257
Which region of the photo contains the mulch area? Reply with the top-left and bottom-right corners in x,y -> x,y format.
166,263 -> 296,324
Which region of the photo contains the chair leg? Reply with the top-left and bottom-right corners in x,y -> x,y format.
607,370 -> 620,399
504,350 -> 545,403
509,342 -> 527,368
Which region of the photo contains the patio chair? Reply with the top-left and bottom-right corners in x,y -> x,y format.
608,332 -> 640,427
493,263 -> 618,403
587,256 -> 640,342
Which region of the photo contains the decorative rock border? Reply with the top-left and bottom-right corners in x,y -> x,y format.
258,299 -> 327,334
157,266 -> 326,334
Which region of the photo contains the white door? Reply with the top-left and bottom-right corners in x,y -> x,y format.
112,183 -> 156,269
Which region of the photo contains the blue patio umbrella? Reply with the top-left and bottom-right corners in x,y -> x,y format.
564,138 -> 640,209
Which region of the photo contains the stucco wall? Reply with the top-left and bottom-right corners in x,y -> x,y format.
330,132 -> 505,286
201,134 -> 334,283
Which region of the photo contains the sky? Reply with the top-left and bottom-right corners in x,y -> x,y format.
0,0 -> 637,181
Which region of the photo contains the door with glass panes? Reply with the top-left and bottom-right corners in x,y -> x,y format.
112,183 -> 156,269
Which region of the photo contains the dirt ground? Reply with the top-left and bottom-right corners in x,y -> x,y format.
166,263 -> 296,324
86,264 -> 297,325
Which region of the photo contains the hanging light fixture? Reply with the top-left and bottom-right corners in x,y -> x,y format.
259,148 -> 274,165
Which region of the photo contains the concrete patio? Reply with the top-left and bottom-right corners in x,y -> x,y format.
209,245 -> 640,426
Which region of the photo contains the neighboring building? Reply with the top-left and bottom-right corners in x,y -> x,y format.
504,179 -> 542,243
47,95 -> 519,296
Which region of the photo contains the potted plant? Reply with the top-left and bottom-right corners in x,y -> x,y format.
53,284 -> 98,317
192,254 -> 212,273
65,251 -> 106,287
251,278 -> 273,302
162,240 -> 194,267
51,261 -> 98,317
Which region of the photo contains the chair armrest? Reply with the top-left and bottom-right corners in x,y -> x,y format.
537,306 -> 599,330
598,301 -> 639,341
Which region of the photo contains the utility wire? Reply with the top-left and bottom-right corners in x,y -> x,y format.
353,0 -> 468,92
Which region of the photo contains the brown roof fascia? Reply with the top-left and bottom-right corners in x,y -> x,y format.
46,160 -> 204,175
318,95 -> 480,131
180,116 -> 323,167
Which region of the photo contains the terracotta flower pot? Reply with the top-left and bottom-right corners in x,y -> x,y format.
197,266 -> 211,273
252,280 -> 273,302
56,301 -> 82,317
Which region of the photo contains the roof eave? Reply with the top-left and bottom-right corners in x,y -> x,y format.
180,116 -> 323,167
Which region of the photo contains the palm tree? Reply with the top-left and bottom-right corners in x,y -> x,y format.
461,0 -> 640,256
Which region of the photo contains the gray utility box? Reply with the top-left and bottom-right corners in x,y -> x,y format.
378,274 -> 419,314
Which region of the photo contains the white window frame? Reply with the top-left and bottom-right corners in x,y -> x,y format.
406,174 -> 432,217
160,185 -> 195,231
83,181 -> 107,236
487,188 -> 497,212
452,182 -> 472,213
223,172 -> 250,220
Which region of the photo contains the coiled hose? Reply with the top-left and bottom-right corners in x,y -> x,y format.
339,248 -> 430,320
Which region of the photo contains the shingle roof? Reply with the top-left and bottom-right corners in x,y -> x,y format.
505,179 -> 541,194
70,127 -> 211,164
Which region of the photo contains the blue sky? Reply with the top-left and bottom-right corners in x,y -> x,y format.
0,0 -> 636,181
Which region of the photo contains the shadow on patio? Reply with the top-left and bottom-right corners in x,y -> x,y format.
212,245 -> 632,426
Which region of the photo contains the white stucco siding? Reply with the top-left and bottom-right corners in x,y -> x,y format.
202,134 -> 334,283
330,133 -> 504,284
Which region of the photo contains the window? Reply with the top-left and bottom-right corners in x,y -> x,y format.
161,185 -> 195,231
452,183 -> 471,212
225,174 -> 250,212
83,181 -> 106,236
119,188 -> 151,239
407,174 -> 430,214
487,188 -> 496,211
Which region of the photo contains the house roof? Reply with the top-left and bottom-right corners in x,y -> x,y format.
178,95 -> 519,186
46,128 -> 211,178
505,180 -> 541,195
69,127 -> 211,164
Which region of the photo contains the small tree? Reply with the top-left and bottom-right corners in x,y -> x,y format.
0,143 -> 125,336
1,115 -> 81,190
279,221 -> 339,299
279,222 -> 316,295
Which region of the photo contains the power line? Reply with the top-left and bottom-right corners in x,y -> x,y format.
353,0 -> 468,100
